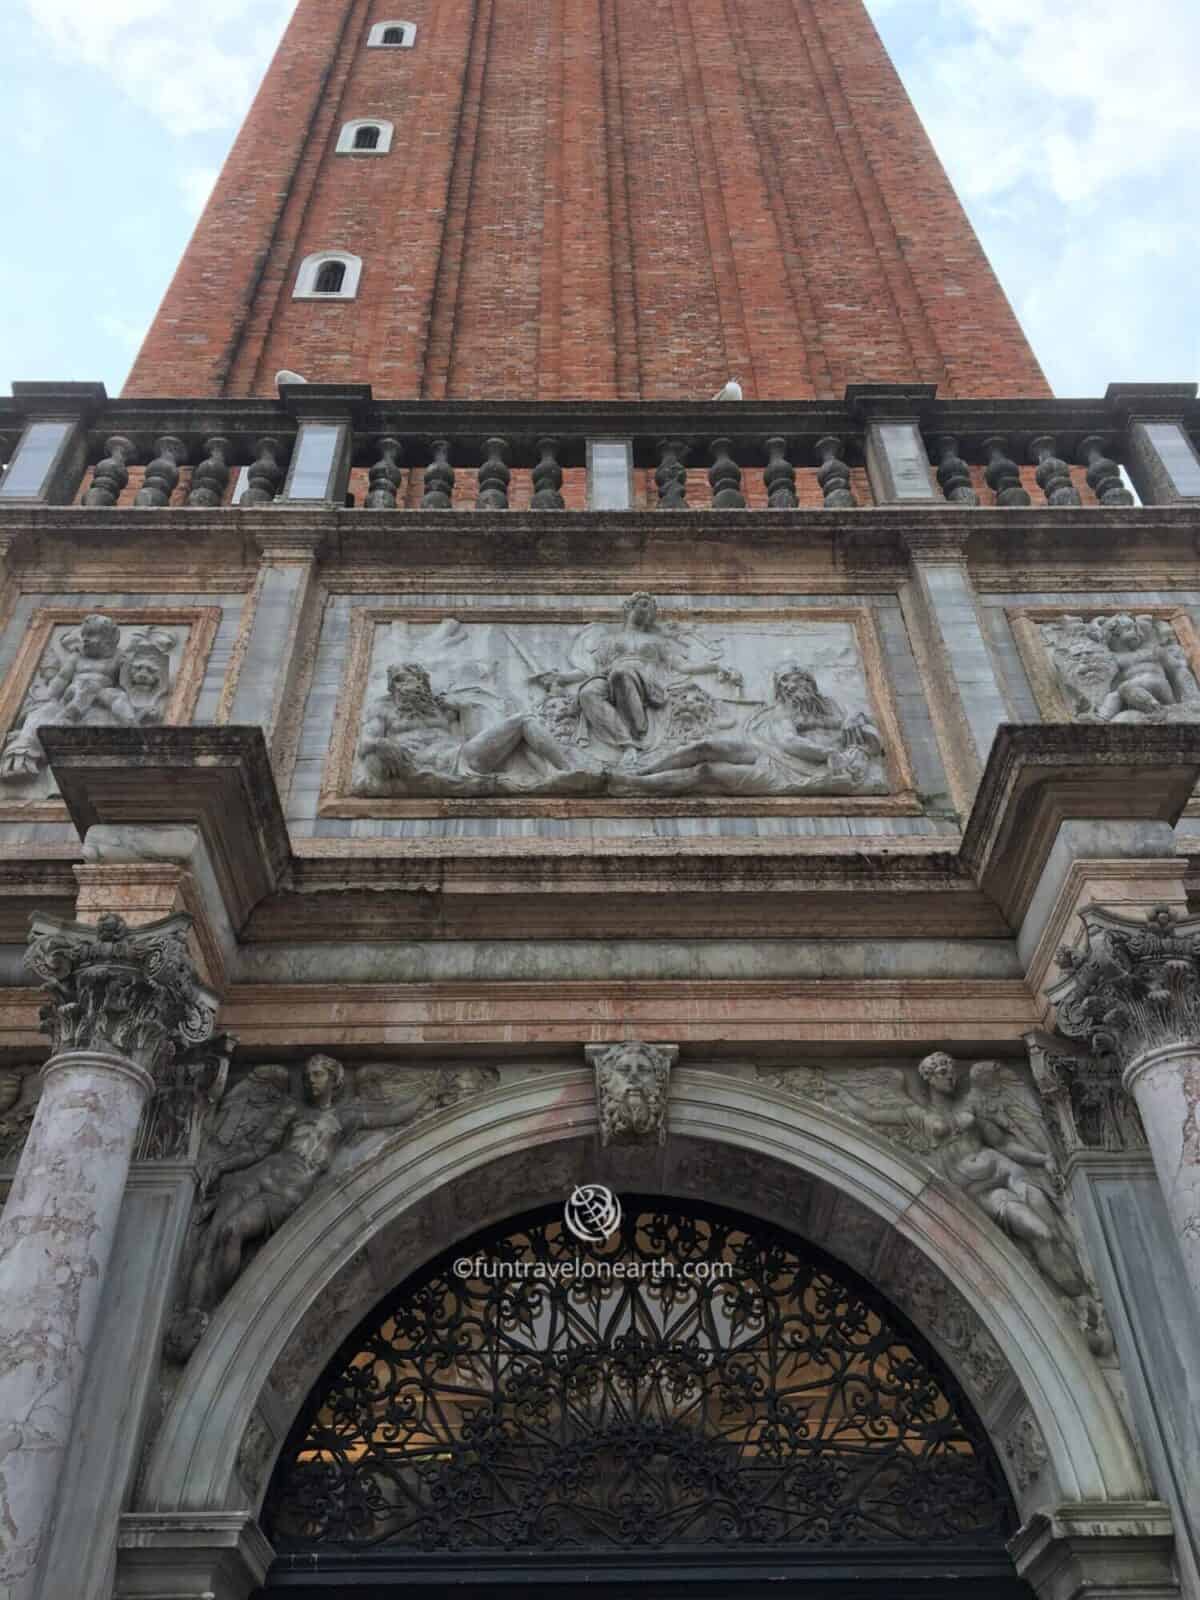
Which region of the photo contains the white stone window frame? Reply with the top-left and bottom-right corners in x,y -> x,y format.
293,250 -> 363,301
367,19 -> 416,47
336,119 -> 395,155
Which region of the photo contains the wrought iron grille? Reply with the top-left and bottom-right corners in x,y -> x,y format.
265,1201 -> 1014,1555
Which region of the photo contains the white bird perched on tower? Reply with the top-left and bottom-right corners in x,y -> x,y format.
711,379 -> 743,401
275,370 -> 308,388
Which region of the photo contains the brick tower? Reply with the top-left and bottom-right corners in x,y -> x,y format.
125,0 -> 1048,401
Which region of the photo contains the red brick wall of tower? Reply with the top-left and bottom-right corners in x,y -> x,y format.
123,0 -> 1050,401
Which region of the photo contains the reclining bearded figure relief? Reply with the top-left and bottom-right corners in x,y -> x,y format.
352,596 -> 889,800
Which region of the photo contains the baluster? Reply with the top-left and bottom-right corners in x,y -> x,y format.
365,437 -> 404,509
1078,435 -> 1134,507
187,436 -> 232,507
422,439 -> 455,509
707,437 -> 746,509
1030,435 -> 1081,507
531,437 -> 565,509
83,435 -> 136,507
762,437 -> 797,509
982,435 -> 1031,506
135,435 -> 188,508
476,437 -> 511,511
933,435 -> 979,506
654,439 -> 688,509
815,435 -> 855,508
242,437 -> 285,506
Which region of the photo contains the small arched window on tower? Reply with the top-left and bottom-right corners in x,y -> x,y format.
336,119 -> 394,155
367,20 -> 416,47
293,251 -> 363,301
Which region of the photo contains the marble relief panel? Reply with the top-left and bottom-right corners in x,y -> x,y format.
0,607 -> 220,816
320,595 -> 918,817
1009,605 -> 1200,727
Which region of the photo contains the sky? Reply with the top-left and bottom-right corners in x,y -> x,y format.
1,0 -> 1197,400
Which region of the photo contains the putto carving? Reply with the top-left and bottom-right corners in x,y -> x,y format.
1040,612 -> 1200,725
2,614 -> 177,780
762,1056 -> 1105,1342
166,1057 -> 497,1359
349,599 -> 892,801
586,1041 -> 677,1147
1049,903 -> 1200,1069
25,910 -> 217,1079
0,1069 -> 40,1165
1025,1032 -> 1146,1158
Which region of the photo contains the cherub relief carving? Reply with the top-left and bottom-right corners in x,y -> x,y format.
2,614 -> 176,780
166,1056 -> 498,1359
353,596 -> 888,800
1042,612 -> 1200,724
761,1054 -> 1106,1347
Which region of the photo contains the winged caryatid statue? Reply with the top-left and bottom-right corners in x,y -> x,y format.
166,1055 -> 493,1359
769,1052 -> 1106,1347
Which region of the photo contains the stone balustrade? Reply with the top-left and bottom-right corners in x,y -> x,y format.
1,379 -> 1199,511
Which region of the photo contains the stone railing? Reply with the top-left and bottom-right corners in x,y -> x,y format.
1,380 -> 1198,511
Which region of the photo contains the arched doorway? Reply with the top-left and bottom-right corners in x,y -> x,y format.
259,1196 -> 1030,1597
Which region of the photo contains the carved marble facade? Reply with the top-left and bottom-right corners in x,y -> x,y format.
586,1040 -> 677,1147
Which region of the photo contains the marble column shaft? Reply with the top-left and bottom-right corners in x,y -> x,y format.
1123,1042 -> 1200,1320
0,1049 -> 152,1600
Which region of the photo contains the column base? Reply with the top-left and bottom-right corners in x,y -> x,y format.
1010,1502 -> 1179,1600
115,1513 -> 273,1600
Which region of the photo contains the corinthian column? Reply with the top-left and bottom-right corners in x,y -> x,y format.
1048,902 -> 1200,1322
0,911 -> 216,1600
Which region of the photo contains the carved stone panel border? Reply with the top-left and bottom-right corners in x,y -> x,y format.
317,602 -> 920,817
0,605 -> 222,820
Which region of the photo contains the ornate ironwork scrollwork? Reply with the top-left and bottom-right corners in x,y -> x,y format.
265,1202 -> 1014,1556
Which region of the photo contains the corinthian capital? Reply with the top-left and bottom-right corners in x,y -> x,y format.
26,910 -> 218,1078
1047,903 -> 1200,1070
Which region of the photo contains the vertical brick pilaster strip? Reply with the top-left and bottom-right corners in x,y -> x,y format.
721,0 -> 829,397
599,0 -> 642,397
668,0 -> 754,395
423,0 -> 495,398
537,0 -> 567,398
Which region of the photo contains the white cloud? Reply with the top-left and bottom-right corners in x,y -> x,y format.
25,0 -> 293,136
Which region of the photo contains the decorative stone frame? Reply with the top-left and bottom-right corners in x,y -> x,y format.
317,602 -> 920,818
366,19 -> 416,47
292,250 -> 363,301
335,119 -> 395,155
135,1068 -> 1150,1547
0,605 -> 222,821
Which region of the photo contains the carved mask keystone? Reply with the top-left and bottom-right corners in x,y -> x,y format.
586,1041 -> 677,1148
